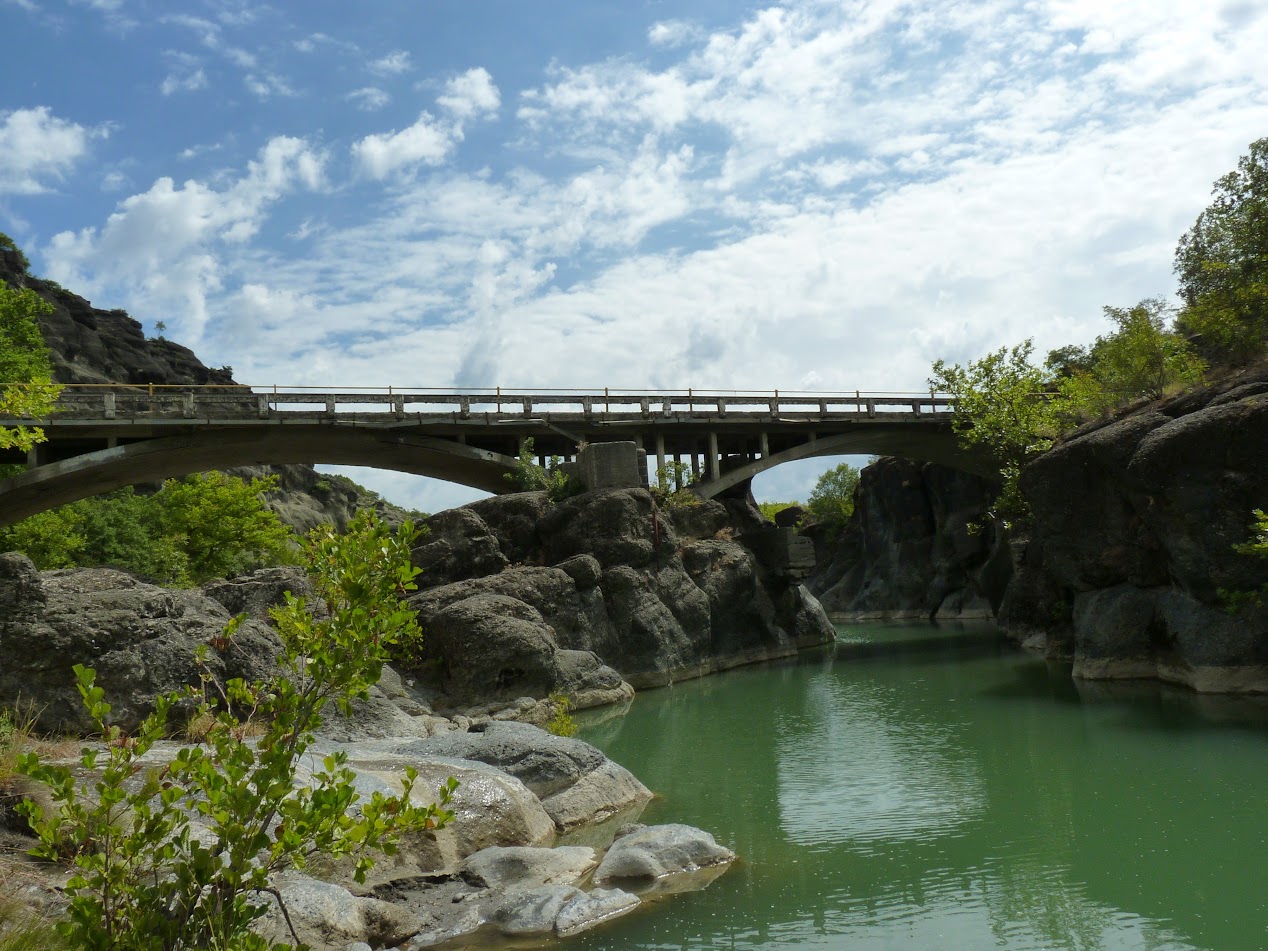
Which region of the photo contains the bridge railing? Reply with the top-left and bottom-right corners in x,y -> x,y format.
8,384 -> 956,423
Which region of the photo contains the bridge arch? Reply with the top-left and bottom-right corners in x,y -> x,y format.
0,427 -> 518,528
692,428 -> 1000,500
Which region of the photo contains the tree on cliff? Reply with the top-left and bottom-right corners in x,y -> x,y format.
0,279 -> 60,453
1174,137 -> 1268,364
805,462 -> 860,535
930,340 -> 1058,524
1051,299 -> 1206,414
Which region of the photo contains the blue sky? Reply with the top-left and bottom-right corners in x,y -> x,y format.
3,0 -> 1267,512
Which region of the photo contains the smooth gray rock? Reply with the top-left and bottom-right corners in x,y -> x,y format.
593,823 -> 736,886
461,845 -> 598,889
255,872 -> 422,950
554,887 -> 641,937
490,884 -> 639,937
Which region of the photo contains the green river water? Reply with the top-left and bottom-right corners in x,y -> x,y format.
565,624 -> 1268,951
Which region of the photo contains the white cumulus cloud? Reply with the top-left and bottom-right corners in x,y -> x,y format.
437,68 -> 500,119
369,50 -> 412,76
352,113 -> 459,178
45,136 -> 326,341
0,107 -> 96,195
346,87 -> 390,111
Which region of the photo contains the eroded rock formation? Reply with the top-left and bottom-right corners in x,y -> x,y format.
806,457 -> 1010,621
408,487 -> 836,703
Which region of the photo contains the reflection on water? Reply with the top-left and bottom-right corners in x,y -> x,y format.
570,625 -> 1268,951
776,676 -> 984,850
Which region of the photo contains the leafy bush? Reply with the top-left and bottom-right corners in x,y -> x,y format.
0,281 -> 60,454
545,692 -> 577,737
505,438 -> 580,503
650,461 -> 699,510
0,473 -> 297,586
17,512 -> 456,950
1222,509 -> 1268,612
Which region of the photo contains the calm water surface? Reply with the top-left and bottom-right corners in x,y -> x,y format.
567,624 -> 1268,951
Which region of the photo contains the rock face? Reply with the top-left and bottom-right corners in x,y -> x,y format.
0,553 -> 283,732
807,457 -> 1009,621
1001,370 -> 1268,693
409,488 -> 837,702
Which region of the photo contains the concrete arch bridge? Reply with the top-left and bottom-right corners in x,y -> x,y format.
0,385 -> 990,527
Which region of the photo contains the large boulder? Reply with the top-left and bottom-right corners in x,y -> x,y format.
385,722 -> 652,832
0,559 -> 282,733
1008,373 -> 1268,691
592,823 -> 736,886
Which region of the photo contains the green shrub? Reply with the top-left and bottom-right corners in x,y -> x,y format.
545,692 -> 577,737
17,512 -> 456,950
650,461 -> 699,510
505,438 -> 580,503
0,473 -> 297,585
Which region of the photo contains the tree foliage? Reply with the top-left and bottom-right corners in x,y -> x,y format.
805,462 -> 860,535
0,473 -> 296,585
1174,137 -> 1268,364
0,280 -> 59,453
1050,299 -> 1205,417
17,512 -> 456,951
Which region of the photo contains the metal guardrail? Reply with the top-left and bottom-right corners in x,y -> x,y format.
14,385 -> 956,423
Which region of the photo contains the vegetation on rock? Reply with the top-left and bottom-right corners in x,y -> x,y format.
506,438 -> 580,503
932,139 -> 1268,527
0,472 -> 298,586
1174,137 -> 1268,365
805,462 -> 860,536
16,511 -> 456,951
650,461 -> 699,509
0,278 -> 60,454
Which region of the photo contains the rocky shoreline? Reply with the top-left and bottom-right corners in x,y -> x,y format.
0,475 -> 834,947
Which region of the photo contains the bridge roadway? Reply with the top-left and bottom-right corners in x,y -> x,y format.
0,385 -> 982,526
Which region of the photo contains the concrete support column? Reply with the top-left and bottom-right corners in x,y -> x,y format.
182,392 -> 195,418
690,448 -> 700,480
394,397 -> 405,420
708,431 -> 720,480
325,397 -> 336,415
257,395 -> 270,418
655,434 -> 666,478
760,431 -> 770,458
103,393 -> 117,419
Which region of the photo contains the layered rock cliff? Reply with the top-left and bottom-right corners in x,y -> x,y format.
809,367 -> 1268,693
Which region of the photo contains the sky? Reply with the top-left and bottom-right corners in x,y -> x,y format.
3,0 -> 1267,513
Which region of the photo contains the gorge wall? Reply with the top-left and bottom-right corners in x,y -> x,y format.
809,366 -> 1268,693
806,456 -> 1010,622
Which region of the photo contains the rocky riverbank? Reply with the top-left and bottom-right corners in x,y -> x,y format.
0,552 -> 743,948
807,366 -> 1268,694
